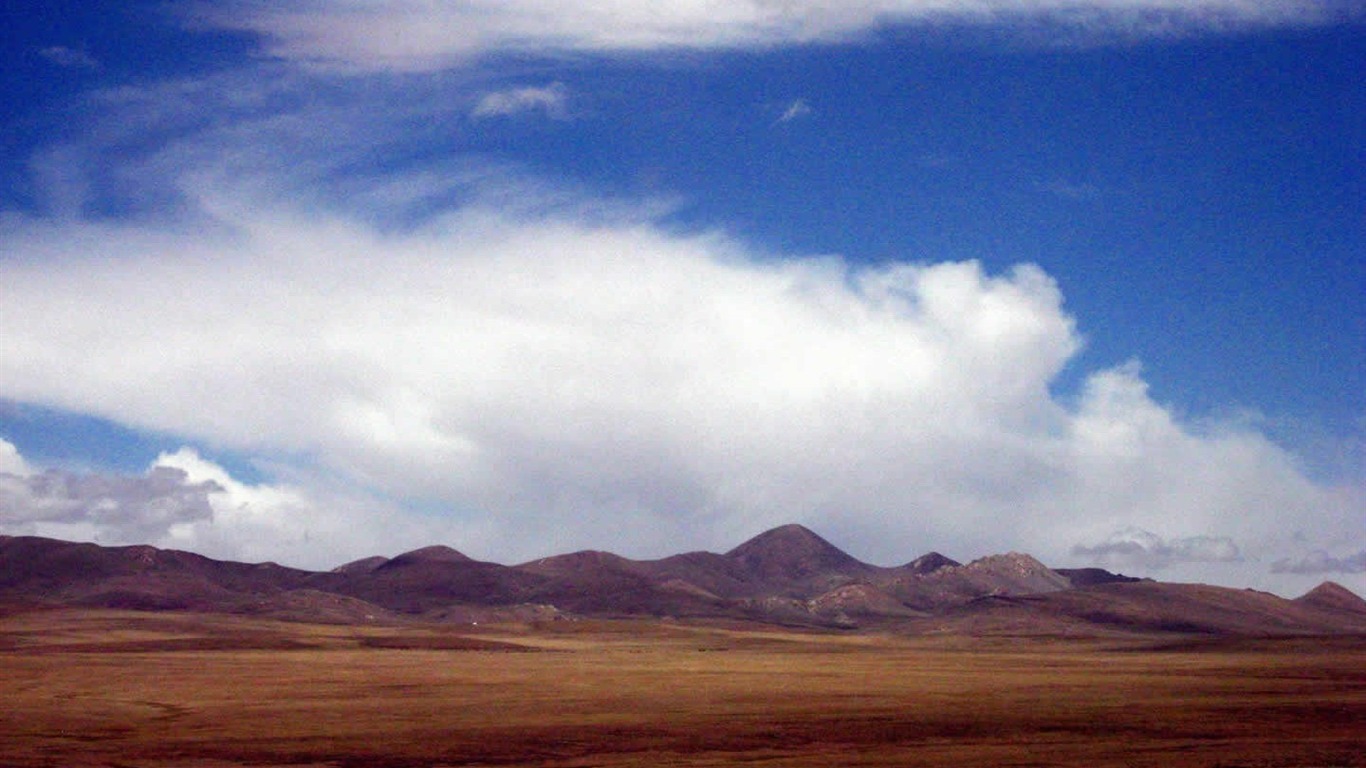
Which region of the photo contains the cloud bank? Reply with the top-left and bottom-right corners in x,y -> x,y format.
2,182 -> 1360,589
199,0 -> 1354,71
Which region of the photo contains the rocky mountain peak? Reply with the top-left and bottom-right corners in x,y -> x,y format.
901,551 -> 959,575
964,552 -> 1051,575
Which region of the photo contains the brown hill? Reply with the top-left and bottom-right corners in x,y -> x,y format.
1055,567 -> 1144,588
330,555 -> 390,574
725,524 -> 874,596
512,550 -> 724,616
875,552 -> 1072,611
1294,581 -> 1366,616
0,535 -> 311,612
516,549 -> 640,578
895,551 -> 960,576
634,550 -> 759,599
382,545 -> 473,566
236,589 -> 397,624
931,580 -> 1366,637
312,551 -> 544,615
808,583 -> 926,623
4,529 -> 1366,637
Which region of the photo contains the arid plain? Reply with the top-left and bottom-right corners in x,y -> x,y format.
3,609 -> 1364,768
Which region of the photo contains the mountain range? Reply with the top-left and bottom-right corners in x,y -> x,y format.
3,524 -> 1364,637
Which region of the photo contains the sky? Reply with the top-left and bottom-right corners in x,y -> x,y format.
1,0 -> 1363,597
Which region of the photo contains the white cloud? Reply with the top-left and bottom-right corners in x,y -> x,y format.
38,46 -> 101,70
2,181 -> 1361,592
1272,550 -> 1366,575
472,83 -> 568,119
0,439 -> 461,568
1073,526 -> 1242,570
0,438 -> 31,476
777,99 -> 813,123
197,0 -> 1353,72
143,447 -> 460,567
0,453 -> 219,545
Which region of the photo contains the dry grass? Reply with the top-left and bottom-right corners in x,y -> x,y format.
2,609 -> 1364,767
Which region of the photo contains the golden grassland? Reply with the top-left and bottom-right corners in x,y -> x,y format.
1,609 -> 1363,767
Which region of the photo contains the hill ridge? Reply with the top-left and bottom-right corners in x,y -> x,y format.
2,527 -> 1363,636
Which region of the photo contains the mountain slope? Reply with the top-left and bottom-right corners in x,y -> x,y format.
874,552 -> 1072,611
894,551 -> 960,576
0,535 -> 313,611
1294,581 -> 1366,616
633,551 -> 759,599
308,546 -> 545,615
1055,567 -> 1144,588
932,580 -> 1366,637
725,524 -> 875,596
3,530 -> 1365,637
513,550 -> 726,616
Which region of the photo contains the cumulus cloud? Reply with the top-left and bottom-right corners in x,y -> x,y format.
0,439 -> 458,568
196,0 -> 1354,71
1073,527 -> 1242,570
2,176 -> 1360,586
1272,550 -> 1366,575
0,439 -> 31,476
472,83 -> 569,119
143,448 -> 448,567
0,446 -> 220,545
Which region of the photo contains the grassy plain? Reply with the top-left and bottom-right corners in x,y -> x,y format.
1,609 -> 1363,767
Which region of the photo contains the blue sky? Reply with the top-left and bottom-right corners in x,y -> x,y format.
1,1 -> 1363,594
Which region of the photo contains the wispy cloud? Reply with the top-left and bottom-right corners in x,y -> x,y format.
199,1 -> 1356,72
1272,550 -> 1366,575
777,99 -> 813,124
1037,178 -> 1101,201
472,83 -> 569,119
38,46 -> 101,69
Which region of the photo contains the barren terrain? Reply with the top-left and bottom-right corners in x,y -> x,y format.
2,609 -> 1364,767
